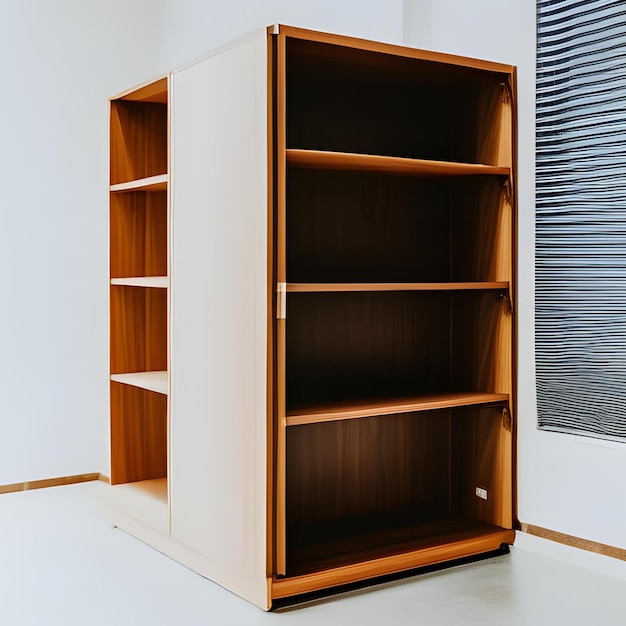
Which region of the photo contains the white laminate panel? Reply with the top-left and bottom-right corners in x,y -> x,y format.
110,277 -> 168,289
105,478 -> 169,533
169,29 -> 268,609
110,174 -> 168,193
110,371 -> 168,395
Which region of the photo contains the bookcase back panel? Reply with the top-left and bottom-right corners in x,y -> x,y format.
286,290 -> 508,409
287,169 -> 509,283
286,38 -> 508,164
286,412 -> 450,525
287,170 -> 449,282
286,291 -> 451,408
110,382 -> 167,484
110,191 -> 168,278
110,286 -> 168,374
110,101 -> 168,184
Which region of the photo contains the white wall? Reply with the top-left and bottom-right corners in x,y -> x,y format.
159,0 -> 404,72
0,2 -> 401,485
11,0 -> 623,555
0,0 -> 166,484
403,0 -> 626,550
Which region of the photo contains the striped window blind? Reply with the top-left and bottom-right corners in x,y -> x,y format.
536,0 -> 626,440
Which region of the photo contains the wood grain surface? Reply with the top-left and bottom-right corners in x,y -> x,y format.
286,36 -> 510,164
110,100 -> 167,184
118,77 -> 168,104
110,191 -> 167,279
286,392 -> 509,426
287,150 -> 510,176
275,30 -> 288,577
286,169 -> 509,284
110,286 -> 167,374
451,406 -> 512,529
286,411 -> 450,527
280,25 -> 514,75
110,382 -> 167,485
286,283 -> 509,292
285,406 -> 512,576
273,526 -> 515,597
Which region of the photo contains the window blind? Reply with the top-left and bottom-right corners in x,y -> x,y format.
536,0 -> 626,440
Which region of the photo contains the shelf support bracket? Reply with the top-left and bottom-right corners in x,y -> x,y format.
496,292 -> 513,315
500,81 -> 511,104
503,179 -> 512,205
502,406 -> 512,431
277,283 -> 287,319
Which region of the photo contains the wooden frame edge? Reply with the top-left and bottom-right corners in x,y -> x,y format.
521,524 -> 626,562
110,75 -> 169,102
275,24 -> 514,74
266,28 -> 277,579
274,28 -> 288,577
0,473 -> 105,495
510,66 -> 520,535
272,529 -> 514,599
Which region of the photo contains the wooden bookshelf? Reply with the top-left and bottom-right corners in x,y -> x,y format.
104,26 -> 516,610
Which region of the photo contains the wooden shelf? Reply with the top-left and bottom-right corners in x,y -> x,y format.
287,282 -> 509,293
111,371 -> 168,395
111,277 -> 168,289
283,517 -> 511,580
286,149 -> 510,177
275,525 -> 514,598
110,174 -> 168,193
286,392 -> 508,426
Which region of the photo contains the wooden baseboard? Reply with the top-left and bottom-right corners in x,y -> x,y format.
521,523 -> 626,562
0,473 -> 107,495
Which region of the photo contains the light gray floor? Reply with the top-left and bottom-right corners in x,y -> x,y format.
1,481 -> 625,625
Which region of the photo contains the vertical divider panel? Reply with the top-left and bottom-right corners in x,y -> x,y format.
169,28 -> 269,609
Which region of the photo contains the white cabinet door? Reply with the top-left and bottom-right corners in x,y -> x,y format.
170,28 -> 268,609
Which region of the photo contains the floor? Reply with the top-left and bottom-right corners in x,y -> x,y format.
1,482 -> 625,625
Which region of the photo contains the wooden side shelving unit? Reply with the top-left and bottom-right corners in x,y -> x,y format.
108,77 -> 170,529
